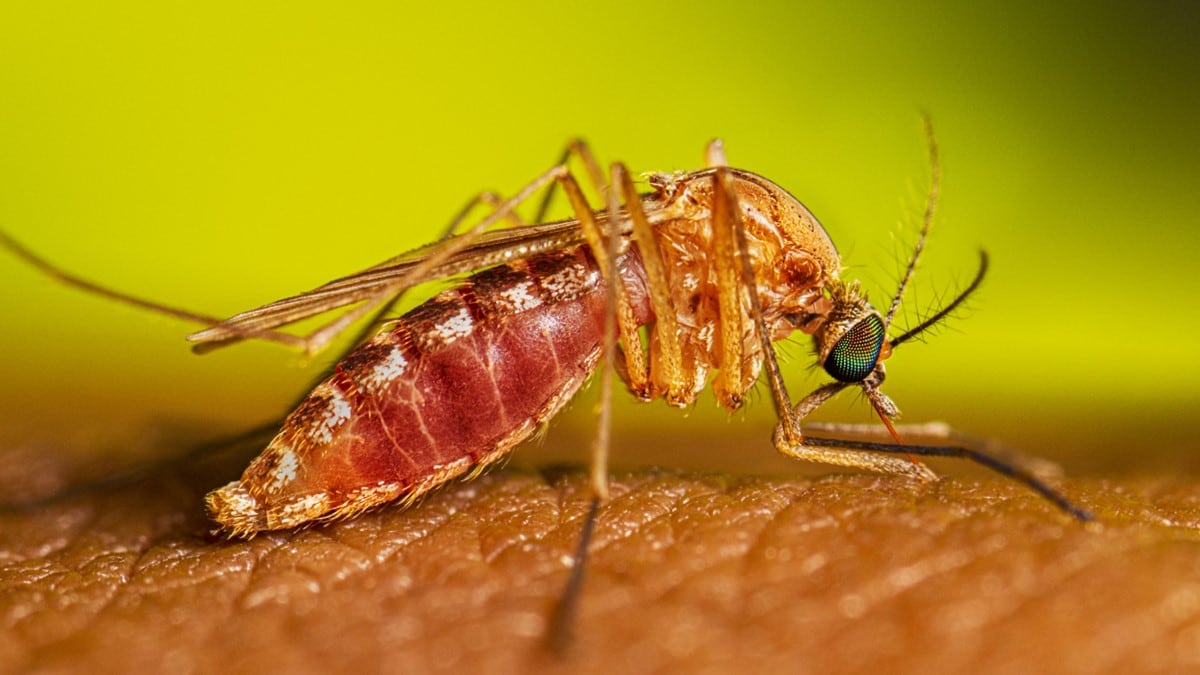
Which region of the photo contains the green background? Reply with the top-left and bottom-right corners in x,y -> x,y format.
1,2 -> 1196,479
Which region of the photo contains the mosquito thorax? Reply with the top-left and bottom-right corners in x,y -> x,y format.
816,281 -> 890,383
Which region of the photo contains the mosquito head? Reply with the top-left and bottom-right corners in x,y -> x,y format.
809,251 -> 989,443
809,279 -> 901,442
815,281 -> 892,384
817,251 -> 988,383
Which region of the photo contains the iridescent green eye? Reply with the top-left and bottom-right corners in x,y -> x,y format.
823,314 -> 886,382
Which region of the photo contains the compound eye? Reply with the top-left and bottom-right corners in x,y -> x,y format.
823,314 -> 886,382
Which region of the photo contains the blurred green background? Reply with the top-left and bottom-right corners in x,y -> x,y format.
1,1 -> 1196,483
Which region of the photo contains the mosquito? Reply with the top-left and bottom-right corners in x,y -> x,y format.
1,120 -> 1091,649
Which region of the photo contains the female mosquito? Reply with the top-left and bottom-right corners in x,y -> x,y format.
1,127 -> 1092,542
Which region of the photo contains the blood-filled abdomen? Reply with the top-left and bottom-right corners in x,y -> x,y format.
206,246 -> 650,536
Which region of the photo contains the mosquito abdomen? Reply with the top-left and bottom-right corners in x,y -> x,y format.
206,246 -> 652,536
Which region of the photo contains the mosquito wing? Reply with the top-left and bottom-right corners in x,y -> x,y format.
186,215 -> 624,347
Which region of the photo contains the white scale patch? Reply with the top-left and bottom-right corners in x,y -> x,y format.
311,388 -> 353,444
345,482 -> 401,506
431,307 -> 473,342
498,280 -> 542,312
220,483 -> 260,518
279,493 -> 330,522
361,347 -> 409,393
541,263 -> 596,298
268,446 -> 299,493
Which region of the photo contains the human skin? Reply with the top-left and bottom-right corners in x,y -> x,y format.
2,432 -> 1198,675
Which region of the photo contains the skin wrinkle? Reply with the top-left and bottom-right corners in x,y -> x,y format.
366,500 -> 462,567
457,481 -> 554,565
939,538 -> 1150,643
1110,582 -> 1200,670
36,501 -> 104,563
734,482 -> 931,613
832,534 -> 1008,625
737,484 -> 813,571
42,550 -> 136,638
136,545 -> 256,593
590,477 -> 693,549
305,526 -> 376,574
494,478 -> 597,569
990,542 -> 1195,674
25,535 -> 218,658
953,482 -> 1080,520
1130,479 -> 1200,527
456,492 -> 593,610
720,482 -> 806,557
231,536 -> 294,608
590,482 -> 774,616
123,543 -> 188,592
626,489 -> 794,611
595,501 -> 680,562
477,517 -> 552,567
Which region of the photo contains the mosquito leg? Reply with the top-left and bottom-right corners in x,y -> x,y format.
547,493 -> 601,655
438,191 -> 526,242
801,435 -> 1093,521
534,139 -> 607,224
765,380 -> 939,479
0,229 -> 307,348
192,141 -> 607,355
707,165 -> 755,408
733,133 -> 1083,517
545,163 -> 629,654
773,427 -> 941,480
305,191 -> 529,389
545,269 -> 613,653
804,421 -> 1068,478
806,420 -> 958,441
191,163 -> 576,355
291,165 -> 572,353
610,163 -> 689,403
282,181 -> 559,406
553,170 -> 640,497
